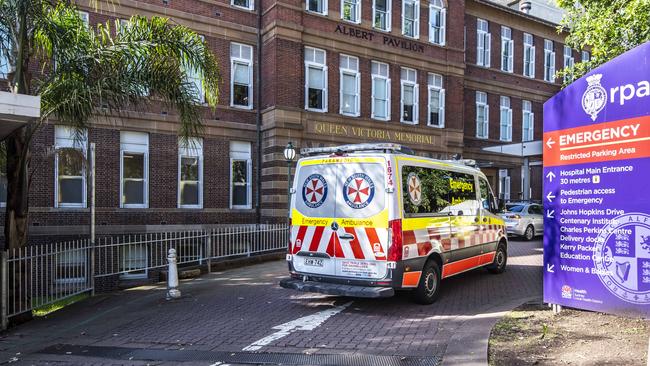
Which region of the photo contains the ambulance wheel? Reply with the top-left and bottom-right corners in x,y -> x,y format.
488,243 -> 507,274
412,261 -> 441,305
524,225 -> 535,241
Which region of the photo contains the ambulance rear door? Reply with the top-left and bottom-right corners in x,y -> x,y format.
334,159 -> 388,280
291,160 -> 339,277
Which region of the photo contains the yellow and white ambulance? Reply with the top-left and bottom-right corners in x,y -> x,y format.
279,143 -> 507,304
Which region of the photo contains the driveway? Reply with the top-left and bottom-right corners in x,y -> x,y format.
0,238 -> 543,365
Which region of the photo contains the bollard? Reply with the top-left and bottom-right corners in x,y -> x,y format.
166,248 -> 181,300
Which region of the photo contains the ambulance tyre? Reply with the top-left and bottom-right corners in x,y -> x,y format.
487,242 -> 507,274
412,261 -> 441,305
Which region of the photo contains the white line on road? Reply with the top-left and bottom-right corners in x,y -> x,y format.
242,301 -> 353,351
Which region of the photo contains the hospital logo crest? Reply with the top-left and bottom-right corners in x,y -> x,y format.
581,73 -> 607,121
302,174 -> 328,208
343,173 -> 375,209
407,173 -> 422,205
593,213 -> 650,305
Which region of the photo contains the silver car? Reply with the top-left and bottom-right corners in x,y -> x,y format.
501,203 -> 543,240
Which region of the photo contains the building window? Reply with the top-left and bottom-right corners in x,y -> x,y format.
230,141 -> 252,209
498,169 -> 511,201
178,138 -> 203,209
304,47 -> 328,112
563,45 -> 575,83
582,50 -> 590,62
476,19 -> 491,67
78,11 -> 89,27
55,248 -> 88,285
544,39 -> 555,82
371,61 -> 390,120
186,61 -> 204,103
400,67 -> 418,124
55,126 -> 87,208
342,0 -> 361,23
373,0 -> 391,31
232,0 -> 254,10
499,96 -> 512,142
120,131 -> 148,208
522,100 -> 534,142
307,0 -> 327,14
475,91 -> 488,139
429,0 -> 446,45
427,73 -> 444,128
402,0 -> 419,39
523,33 -> 535,78
231,43 -> 253,109
339,54 -> 360,117
119,244 -> 147,279
501,26 -> 513,73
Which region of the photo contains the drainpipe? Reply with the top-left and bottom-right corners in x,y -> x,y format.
255,0 -> 263,224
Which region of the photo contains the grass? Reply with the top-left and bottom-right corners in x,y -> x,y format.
32,293 -> 90,317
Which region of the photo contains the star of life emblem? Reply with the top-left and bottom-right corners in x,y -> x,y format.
581,73 -> 607,121
302,174 -> 328,208
407,173 -> 422,205
343,173 -> 375,209
593,213 -> 650,305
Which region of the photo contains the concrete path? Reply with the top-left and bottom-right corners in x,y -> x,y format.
0,238 -> 542,365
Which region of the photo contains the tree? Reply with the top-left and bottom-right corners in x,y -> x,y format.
556,0 -> 650,84
0,1 -> 220,249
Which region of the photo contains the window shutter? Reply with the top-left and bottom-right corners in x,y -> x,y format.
429,6 -> 434,43
530,112 -> 535,140
477,32 -> 484,65
504,176 -> 511,200
339,70 -> 344,115
413,83 -> 419,123
508,40 -> 514,71
531,46 -> 536,77
355,72 -> 361,116
439,88 -> 445,127
550,52 -> 556,79
485,33 -> 492,67
485,104 -> 490,138
304,65 -> 309,109
323,65 -> 329,112
386,78 -> 392,120
508,108 -> 513,140
414,2 -> 420,39
440,8 -> 446,45
371,77 -> 376,118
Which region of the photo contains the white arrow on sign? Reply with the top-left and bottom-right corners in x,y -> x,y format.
546,171 -> 556,182
546,192 -> 556,203
546,138 -> 556,149
547,263 -> 555,273
547,210 -> 555,219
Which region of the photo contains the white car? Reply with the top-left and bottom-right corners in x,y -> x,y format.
501,203 -> 543,240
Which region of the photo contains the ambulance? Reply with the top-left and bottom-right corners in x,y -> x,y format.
279,143 -> 507,304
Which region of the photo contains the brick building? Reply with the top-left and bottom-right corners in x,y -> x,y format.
1,0 -> 584,242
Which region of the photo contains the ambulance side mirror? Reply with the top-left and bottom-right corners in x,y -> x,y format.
289,188 -> 296,194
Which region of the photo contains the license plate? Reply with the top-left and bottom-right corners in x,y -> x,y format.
304,258 -> 324,267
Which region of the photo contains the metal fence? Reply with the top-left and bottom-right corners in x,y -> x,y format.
1,224 -> 288,328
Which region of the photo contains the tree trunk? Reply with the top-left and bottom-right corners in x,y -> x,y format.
4,127 -> 31,250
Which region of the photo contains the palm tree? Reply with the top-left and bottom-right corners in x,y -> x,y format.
1,1 -> 220,249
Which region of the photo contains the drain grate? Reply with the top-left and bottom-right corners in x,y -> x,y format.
38,344 -> 444,366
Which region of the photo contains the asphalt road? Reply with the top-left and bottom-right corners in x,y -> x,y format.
0,238 -> 543,365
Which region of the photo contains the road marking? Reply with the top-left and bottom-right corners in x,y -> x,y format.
242,301 -> 352,351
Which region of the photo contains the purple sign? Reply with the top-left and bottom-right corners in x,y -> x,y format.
543,41 -> 650,318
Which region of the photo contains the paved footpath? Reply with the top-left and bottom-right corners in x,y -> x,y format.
0,239 -> 542,366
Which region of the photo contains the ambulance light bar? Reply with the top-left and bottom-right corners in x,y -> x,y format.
300,143 -> 414,156
442,159 -> 479,168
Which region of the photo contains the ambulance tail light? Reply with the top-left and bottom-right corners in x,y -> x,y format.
387,219 -> 403,261
287,218 -> 293,255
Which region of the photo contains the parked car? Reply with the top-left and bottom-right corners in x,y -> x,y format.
501,203 -> 543,240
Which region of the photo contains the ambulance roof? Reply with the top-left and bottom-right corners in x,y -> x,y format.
298,144 -> 484,177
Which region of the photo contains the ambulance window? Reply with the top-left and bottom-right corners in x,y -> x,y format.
402,166 -> 452,216
447,172 -> 479,215
479,178 -> 497,212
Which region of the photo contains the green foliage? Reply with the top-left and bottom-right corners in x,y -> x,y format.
0,0 -> 221,141
556,0 -> 650,85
